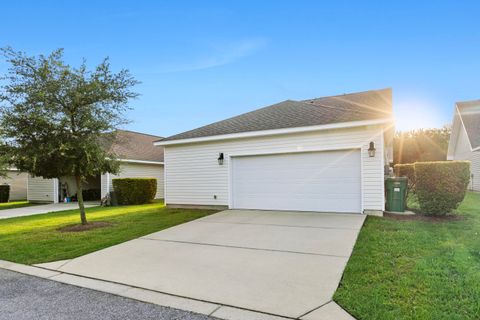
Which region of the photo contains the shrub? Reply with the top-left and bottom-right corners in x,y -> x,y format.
112,178 -> 157,205
394,163 -> 416,194
415,161 -> 470,215
0,185 -> 9,203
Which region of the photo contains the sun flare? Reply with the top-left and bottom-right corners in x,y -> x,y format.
394,101 -> 440,131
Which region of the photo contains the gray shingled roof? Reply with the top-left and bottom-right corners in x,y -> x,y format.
103,130 -> 164,162
457,100 -> 480,149
162,88 -> 392,142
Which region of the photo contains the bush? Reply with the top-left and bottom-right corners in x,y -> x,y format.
394,163 -> 416,194
0,185 -> 9,203
112,178 -> 157,205
415,161 -> 470,215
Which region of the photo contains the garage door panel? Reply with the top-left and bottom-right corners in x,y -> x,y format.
231,150 -> 361,213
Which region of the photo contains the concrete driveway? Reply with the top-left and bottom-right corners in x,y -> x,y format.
42,210 -> 365,319
0,202 -> 99,219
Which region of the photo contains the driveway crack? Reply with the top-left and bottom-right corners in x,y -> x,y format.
139,238 -> 349,258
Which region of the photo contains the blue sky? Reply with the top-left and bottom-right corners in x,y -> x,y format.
1,0 -> 479,136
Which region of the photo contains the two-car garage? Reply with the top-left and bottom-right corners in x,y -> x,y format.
230,149 -> 362,213
159,89 -> 392,215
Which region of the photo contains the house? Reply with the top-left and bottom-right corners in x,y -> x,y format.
28,130 -> 164,203
447,100 -> 480,191
0,169 -> 28,201
155,88 -> 394,215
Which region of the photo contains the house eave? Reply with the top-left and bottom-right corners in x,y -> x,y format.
155,118 -> 394,146
117,158 -> 164,165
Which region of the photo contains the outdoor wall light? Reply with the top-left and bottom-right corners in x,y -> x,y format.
218,152 -> 224,165
368,141 -> 376,157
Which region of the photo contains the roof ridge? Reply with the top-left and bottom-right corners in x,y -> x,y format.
304,87 -> 392,101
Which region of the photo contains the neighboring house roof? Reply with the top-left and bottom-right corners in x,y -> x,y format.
456,100 -> 480,150
161,88 -> 392,142
103,130 -> 164,163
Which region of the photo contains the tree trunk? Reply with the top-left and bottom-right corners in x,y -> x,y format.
75,175 -> 87,225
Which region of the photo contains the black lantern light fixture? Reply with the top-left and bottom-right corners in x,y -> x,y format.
218,152 -> 224,165
368,141 -> 376,157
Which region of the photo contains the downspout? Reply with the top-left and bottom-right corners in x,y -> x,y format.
105,172 -> 110,197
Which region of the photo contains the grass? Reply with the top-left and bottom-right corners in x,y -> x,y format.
334,192 -> 480,320
0,201 -> 216,265
0,201 -> 38,210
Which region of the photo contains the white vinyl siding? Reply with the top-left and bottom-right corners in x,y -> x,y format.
471,152 -> 480,191
27,175 -> 58,203
0,171 -> 28,201
164,125 -> 385,212
101,163 -> 164,199
100,173 -> 110,199
452,124 -> 480,191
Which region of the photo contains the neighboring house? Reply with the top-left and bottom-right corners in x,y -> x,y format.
447,100 -> 480,191
0,169 -> 28,201
156,89 -> 394,215
28,130 -> 164,203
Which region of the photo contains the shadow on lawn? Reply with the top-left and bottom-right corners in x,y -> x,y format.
58,221 -> 114,232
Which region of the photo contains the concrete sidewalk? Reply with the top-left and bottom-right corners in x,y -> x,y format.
0,202 -> 99,219
37,209 -> 362,319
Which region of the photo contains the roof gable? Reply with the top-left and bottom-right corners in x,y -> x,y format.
162,88 -> 392,142
456,100 -> 480,150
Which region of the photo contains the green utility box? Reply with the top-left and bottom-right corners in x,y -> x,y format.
385,177 -> 408,212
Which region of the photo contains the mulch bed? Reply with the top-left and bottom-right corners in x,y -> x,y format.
58,221 -> 113,232
384,212 -> 464,223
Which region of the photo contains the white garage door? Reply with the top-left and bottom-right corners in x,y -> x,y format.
231,149 -> 362,213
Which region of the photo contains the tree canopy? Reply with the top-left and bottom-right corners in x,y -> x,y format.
0,47 -> 139,224
393,127 -> 451,164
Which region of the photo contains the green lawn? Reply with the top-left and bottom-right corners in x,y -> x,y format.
0,201 -> 216,265
334,192 -> 480,320
0,201 -> 37,210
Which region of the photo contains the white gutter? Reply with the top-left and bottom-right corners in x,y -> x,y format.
117,158 -> 164,165
155,118 -> 394,146
105,172 -> 110,195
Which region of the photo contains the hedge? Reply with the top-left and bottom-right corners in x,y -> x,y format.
0,185 -> 9,203
415,161 -> 470,215
112,178 -> 157,205
394,163 -> 416,193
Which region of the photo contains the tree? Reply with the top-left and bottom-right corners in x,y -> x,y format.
393,127 -> 451,164
0,47 -> 139,225
0,139 -> 8,178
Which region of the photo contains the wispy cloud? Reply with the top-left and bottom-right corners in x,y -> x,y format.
148,37 -> 268,74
